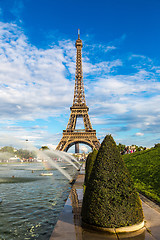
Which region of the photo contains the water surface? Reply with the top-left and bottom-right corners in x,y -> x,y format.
0,162 -> 75,240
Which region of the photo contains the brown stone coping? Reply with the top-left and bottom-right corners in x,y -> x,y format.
82,220 -> 144,233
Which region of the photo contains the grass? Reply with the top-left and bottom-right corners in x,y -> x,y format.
123,147 -> 160,205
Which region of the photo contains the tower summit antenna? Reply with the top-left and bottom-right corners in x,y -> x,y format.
78,29 -> 80,39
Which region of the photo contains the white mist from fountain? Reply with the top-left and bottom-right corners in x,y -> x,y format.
0,152 -> 14,162
24,142 -> 73,181
56,150 -> 81,166
38,151 -> 72,181
0,137 -> 72,181
45,149 -> 80,170
0,136 -> 80,181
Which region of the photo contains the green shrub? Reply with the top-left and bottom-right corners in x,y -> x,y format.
84,149 -> 98,187
81,134 -> 144,228
84,152 -> 92,186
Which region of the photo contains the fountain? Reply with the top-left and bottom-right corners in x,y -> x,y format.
44,149 -> 80,170
24,141 -> 80,181
56,150 -> 81,166
0,137 -> 82,239
36,150 -> 73,181
0,136 -> 81,182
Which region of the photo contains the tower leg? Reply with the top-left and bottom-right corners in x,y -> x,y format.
75,143 -> 79,153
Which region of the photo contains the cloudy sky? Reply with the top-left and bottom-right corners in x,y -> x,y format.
0,0 -> 160,151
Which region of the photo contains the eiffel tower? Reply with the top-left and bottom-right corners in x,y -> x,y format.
56,30 -> 100,152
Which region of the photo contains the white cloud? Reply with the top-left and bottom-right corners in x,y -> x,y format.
129,54 -> 147,60
0,22 -> 74,121
90,117 -> 109,125
0,22 -> 160,148
135,132 -> 144,136
86,61 -> 160,145
79,145 -> 89,153
83,59 -> 122,75
105,46 -> 116,52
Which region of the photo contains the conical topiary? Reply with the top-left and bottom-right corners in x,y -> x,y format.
84,152 -> 92,185
82,134 -> 144,229
84,149 -> 98,187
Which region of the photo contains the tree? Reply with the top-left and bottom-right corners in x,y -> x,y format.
84,149 -> 98,187
40,146 -> 49,151
137,146 -> 143,151
154,143 -> 160,148
17,149 -> 36,159
117,143 -> 126,154
0,146 -> 15,154
82,134 -> 144,229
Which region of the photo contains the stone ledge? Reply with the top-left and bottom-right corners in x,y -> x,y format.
82,220 -> 144,233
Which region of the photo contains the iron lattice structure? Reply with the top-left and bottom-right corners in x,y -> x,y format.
56,31 -> 100,152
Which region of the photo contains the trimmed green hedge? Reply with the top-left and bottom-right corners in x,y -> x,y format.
82,135 -> 144,228
84,149 -> 98,187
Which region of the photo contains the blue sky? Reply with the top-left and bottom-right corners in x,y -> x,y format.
0,0 -> 160,151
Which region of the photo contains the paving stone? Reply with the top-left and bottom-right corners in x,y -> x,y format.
142,201 -> 160,240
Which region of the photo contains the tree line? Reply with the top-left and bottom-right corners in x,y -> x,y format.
0,146 -> 36,159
